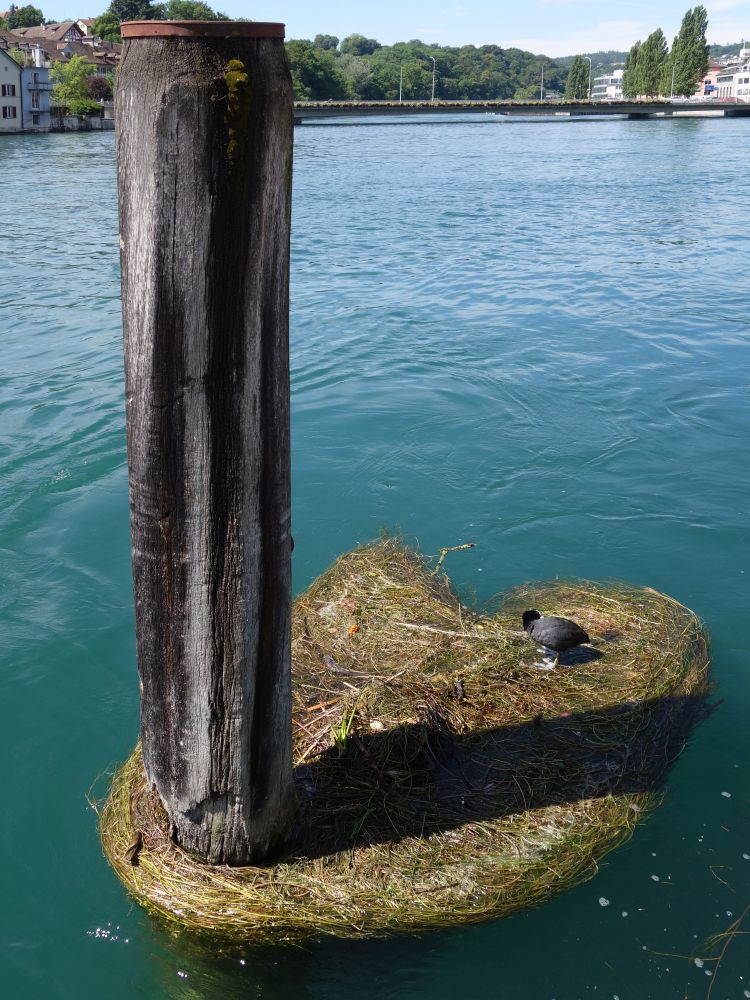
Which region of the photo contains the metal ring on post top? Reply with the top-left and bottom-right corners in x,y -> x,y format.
120,21 -> 285,39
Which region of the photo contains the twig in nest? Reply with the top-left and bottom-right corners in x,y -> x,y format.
304,698 -> 341,713
433,542 -> 475,575
125,830 -> 143,866
393,621 -> 476,638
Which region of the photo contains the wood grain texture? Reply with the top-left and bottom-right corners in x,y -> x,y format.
116,35 -> 295,864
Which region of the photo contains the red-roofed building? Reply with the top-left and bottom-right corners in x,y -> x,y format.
12,21 -> 85,44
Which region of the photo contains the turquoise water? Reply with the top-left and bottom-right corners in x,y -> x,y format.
1,119 -> 749,998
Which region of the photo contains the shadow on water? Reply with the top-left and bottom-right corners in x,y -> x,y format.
144,918 -> 434,1000
140,919 -> 317,999
291,692 -> 711,860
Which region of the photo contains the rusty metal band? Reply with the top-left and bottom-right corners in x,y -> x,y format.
121,21 -> 285,39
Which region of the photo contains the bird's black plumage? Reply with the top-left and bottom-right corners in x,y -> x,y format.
522,609 -> 589,665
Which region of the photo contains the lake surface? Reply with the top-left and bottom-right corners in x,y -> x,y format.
1,117 -> 749,998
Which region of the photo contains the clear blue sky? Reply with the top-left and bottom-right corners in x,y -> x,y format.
41,2 -> 750,56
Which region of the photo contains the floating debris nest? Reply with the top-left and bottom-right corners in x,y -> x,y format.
100,538 -> 710,943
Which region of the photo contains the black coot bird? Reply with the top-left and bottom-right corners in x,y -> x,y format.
522,609 -> 590,668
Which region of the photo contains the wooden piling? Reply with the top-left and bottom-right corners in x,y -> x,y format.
115,20 -> 295,865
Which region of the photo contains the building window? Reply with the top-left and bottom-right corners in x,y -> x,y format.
32,72 -> 39,83
1,84 -> 17,97
32,112 -> 40,125
31,91 -> 40,109
2,106 -> 18,119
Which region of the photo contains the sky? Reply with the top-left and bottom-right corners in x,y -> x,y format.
38,2 -> 750,56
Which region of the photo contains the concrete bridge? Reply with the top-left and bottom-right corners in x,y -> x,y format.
294,99 -> 750,125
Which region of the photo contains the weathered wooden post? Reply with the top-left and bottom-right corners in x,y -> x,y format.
115,20 -> 295,865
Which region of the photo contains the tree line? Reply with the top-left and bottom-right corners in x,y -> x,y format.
285,35 -> 568,101
1,1 -> 717,103
2,4 -> 45,27
563,6 -> 710,100
622,6 -> 709,98
2,1 -> 567,100
86,1 -> 568,99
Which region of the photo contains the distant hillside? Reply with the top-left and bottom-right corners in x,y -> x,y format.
560,41 -> 744,61
556,50 -> 627,69
708,40 -> 746,57
285,37 -> 568,101
557,41 -> 745,75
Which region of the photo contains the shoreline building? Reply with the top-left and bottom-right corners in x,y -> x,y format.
696,44 -> 750,100
0,34 -> 51,132
0,44 -> 22,131
714,45 -> 750,99
76,19 -> 97,38
10,21 -> 120,77
21,45 -> 52,130
1,20 -> 119,132
591,69 -> 624,101
696,63 -> 724,97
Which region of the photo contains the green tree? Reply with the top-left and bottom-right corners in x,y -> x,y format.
106,0 -> 161,20
514,83 -> 540,100
313,34 -> 339,51
638,29 -> 668,96
93,0 -> 226,31
92,12 -> 122,40
340,33 -> 381,56
86,73 -> 113,100
285,39 -> 348,100
565,54 -> 590,99
6,4 -> 45,28
7,46 -> 31,65
338,53 -> 383,99
622,40 -> 642,97
157,1 -> 228,18
665,5 -> 709,96
285,34 -> 565,103
51,54 -> 100,116
400,59 -> 432,100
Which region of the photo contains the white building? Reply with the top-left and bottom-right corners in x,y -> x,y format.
591,68 -> 624,101
714,46 -> 750,100
0,46 -> 23,131
21,45 -> 52,130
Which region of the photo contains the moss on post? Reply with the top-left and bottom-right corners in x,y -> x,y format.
225,58 -> 252,170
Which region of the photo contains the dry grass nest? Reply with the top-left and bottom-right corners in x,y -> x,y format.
100,538 -> 710,943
